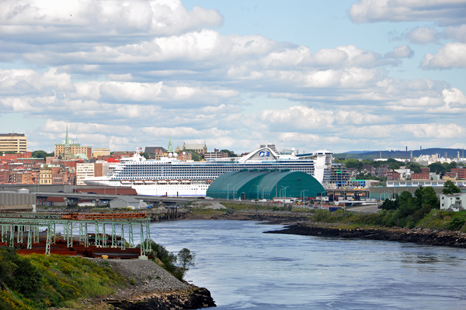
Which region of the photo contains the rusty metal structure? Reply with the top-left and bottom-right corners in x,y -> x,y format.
0,212 -> 151,258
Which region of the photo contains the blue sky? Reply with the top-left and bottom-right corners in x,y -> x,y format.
0,0 -> 465,154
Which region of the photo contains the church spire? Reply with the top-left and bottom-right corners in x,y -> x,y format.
168,135 -> 173,153
65,124 -> 70,147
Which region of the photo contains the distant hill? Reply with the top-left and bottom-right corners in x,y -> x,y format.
335,148 -> 465,160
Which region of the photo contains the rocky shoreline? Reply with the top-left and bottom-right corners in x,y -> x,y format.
265,223 -> 466,248
87,258 -> 216,310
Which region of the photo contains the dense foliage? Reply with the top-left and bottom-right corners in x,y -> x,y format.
428,161 -> 456,174
442,180 -> 461,195
0,250 -> 124,309
145,240 -> 194,280
313,185 -> 466,231
31,150 -> 54,159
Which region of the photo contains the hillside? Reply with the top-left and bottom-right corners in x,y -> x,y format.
335,147 -> 465,160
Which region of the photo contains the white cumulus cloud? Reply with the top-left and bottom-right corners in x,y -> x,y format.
350,0 -> 466,26
422,42 -> 466,69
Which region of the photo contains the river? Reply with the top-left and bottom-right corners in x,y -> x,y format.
133,220 -> 466,310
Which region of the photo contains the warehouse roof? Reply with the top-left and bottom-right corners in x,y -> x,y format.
206,169 -> 325,200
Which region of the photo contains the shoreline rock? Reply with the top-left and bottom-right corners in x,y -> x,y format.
265,223 -> 466,248
108,287 -> 216,310
87,258 -> 216,309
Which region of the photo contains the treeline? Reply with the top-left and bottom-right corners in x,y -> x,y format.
379,186 -> 438,228
343,158 -> 460,173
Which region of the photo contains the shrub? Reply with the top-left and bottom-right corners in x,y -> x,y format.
448,216 -> 466,231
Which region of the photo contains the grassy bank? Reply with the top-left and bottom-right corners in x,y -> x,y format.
311,209 -> 466,233
0,250 -> 125,309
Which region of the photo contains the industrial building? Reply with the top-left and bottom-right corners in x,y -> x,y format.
206,169 -> 325,200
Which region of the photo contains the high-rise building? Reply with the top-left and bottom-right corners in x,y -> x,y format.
76,163 -> 95,185
0,133 -> 27,153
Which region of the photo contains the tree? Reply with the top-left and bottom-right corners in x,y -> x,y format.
443,180 -> 461,195
177,248 -> 196,278
146,241 -> 177,273
140,152 -> 150,159
428,162 -> 446,174
184,150 -> 200,161
32,150 -> 54,158
344,159 -> 361,169
414,186 -> 439,210
406,162 -> 422,173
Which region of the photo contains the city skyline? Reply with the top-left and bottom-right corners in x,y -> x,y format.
0,0 -> 465,153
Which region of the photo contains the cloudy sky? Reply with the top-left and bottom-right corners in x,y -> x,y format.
0,0 -> 465,154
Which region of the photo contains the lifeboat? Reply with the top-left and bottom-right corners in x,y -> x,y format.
157,180 -> 168,184
134,180 -> 144,185
181,180 -> 191,184
169,179 -> 179,184
144,180 -> 155,184
206,180 -> 213,184
121,180 -> 131,185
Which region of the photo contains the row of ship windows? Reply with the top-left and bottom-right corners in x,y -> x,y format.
117,170 -> 313,177
120,167 -> 314,172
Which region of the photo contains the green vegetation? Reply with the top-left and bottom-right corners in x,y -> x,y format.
31,150 -> 54,159
442,180 -> 461,194
145,241 -> 197,280
0,249 -> 125,309
343,159 -> 361,169
312,185 -> 466,232
406,162 -> 422,173
146,241 -> 183,280
177,248 -> 196,279
428,161 -> 456,173
183,150 -> 201,161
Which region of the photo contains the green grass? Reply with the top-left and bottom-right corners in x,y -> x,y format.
0,251 -> 126,309
309,208 -> 466,232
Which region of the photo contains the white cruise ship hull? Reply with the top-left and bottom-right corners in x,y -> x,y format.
132,184 -> 209,197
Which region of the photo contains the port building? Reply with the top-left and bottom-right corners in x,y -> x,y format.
206,169 -> 325,200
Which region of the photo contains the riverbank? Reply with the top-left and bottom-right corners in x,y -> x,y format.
265,222 -> 466,248
89,258 -> 216,310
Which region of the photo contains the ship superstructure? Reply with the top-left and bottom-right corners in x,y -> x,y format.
84,145 -> 333,197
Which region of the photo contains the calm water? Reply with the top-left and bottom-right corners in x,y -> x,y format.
142,220 -> 466,310
56,220 -> 466,309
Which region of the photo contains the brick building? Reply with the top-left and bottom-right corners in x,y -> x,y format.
451,168 -> 466,180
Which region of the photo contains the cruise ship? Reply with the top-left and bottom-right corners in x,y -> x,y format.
84,145 -> 333,197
